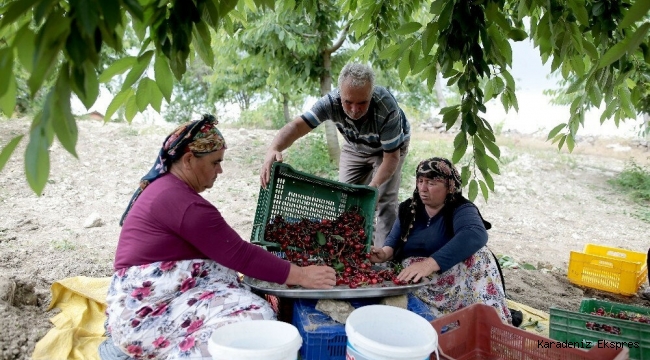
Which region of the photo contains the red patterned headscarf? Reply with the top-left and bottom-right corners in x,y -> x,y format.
415,157 -> 462,197
119,114 -> 226,225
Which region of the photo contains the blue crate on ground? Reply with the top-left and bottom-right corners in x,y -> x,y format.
292,294 -> 434,360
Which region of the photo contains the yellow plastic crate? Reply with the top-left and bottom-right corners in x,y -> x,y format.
568,244 -> 648,296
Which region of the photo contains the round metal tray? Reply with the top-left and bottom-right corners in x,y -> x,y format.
243,276 -> 430,299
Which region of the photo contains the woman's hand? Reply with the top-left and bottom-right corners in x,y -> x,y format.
397,257 -> 440,283
369,246 -> 394,263
286,264 -> 336,289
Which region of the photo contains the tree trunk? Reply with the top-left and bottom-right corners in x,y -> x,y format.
434,66 -> 447,108
320,51 -> 340,165
641,113 -> 650,151
281,93 -> 291,123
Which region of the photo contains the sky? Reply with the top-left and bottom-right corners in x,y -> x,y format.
483,39 -> 644,138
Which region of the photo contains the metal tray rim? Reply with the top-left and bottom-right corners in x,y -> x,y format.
243,276 -> 430,299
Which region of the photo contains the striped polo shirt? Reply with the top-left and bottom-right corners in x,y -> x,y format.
301,86 -> 411,155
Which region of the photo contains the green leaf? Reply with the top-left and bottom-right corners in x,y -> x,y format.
25,114 -> 51,195
451,132 -> 468,164
620,0 -> 650,29
378,44 -> 401,60
72,0 -> 99,37
588,84 -> 602,107
218,0 -> 238,17
480,168 -> 495,191
154,55 -> 174,102
484,154 -> 500,175
121,0 -> 144,21
566,135 -> 575,152
421,22 -> 438,56
13,25 -> 36,73
468,179 -> 478,202
193,21 -> 214,67
619,86 -> 636,119
398,54 -> 410,82
583,40 -> 598,60
483,138 -> 500,158
105,88 -> 134,121
395,22 -> 422,35
501,70 -> 515,90
148,82 -> 164,113
547,123 -> 566,140
569,55 -> 586,77
125,93 -> 138,122
600,101 -> 617,124
429,0 -> 445,15
441,106 -> 460,128
460,165 -> 470,186
136,78 -> 152,112
437,1 -> 454,31
331,234 -> 344,242
598,40 -> 628,69
479,180 -> 488,200
0,48 -> 15,99
316,232 -> 326,246
624,23 -> 650,56
0,0 -> 40,30
71,62 -> 99,109
47,71 -> 78,157
0,135 -> 24,173
567,0 -> 589,25
484,79 -> 495,101
0,73 -> 16,117
508,28 -> 528,41
122,50 -> 154,91
516,0 -> 528,22
509,91 -> 519,112
333,262 -> 344,272
521,263 -> 537,270
486,2 -> 511,30
99,56 -> 136,83
558,135 -> 566,150
98,0 -> 121,29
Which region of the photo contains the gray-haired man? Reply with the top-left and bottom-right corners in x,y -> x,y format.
260,63 -> 410,247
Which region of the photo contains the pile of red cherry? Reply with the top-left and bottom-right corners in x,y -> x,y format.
264,209 -> 408,288
585,307 -> 650,335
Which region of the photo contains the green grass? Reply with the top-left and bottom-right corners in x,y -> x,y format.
52,239 -> 76,251
609,161 -> 650,223
285,131 -> 339,180
609,161 -> 650,203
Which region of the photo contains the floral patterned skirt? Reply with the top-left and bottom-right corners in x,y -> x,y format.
105,259 -> 275,359
404,246 -> 512,323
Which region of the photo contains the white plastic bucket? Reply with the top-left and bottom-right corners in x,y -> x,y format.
345,305 -> 438,360
208,320 -> 302,360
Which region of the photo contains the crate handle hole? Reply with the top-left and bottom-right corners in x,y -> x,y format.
605,251 -> 627,258
439,320 -> 460,334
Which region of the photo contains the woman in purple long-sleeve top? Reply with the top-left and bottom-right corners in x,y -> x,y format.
104,115 -> 335,360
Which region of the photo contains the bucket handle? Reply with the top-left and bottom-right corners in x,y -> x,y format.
436,345 -> 453,360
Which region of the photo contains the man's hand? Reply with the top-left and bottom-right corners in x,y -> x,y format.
397,257 -> 440,283
260,151 -> 283,188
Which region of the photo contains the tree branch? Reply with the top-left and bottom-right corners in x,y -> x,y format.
324,23 -> 349,54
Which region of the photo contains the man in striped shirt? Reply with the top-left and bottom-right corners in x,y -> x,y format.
260,63 -> 411,247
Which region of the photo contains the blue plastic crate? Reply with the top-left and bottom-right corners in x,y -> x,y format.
292,294 -> 434,360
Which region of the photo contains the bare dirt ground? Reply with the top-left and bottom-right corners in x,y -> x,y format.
1,117 -> 649,359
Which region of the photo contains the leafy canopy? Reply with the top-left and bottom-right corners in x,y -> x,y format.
0,0 -> 648,201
